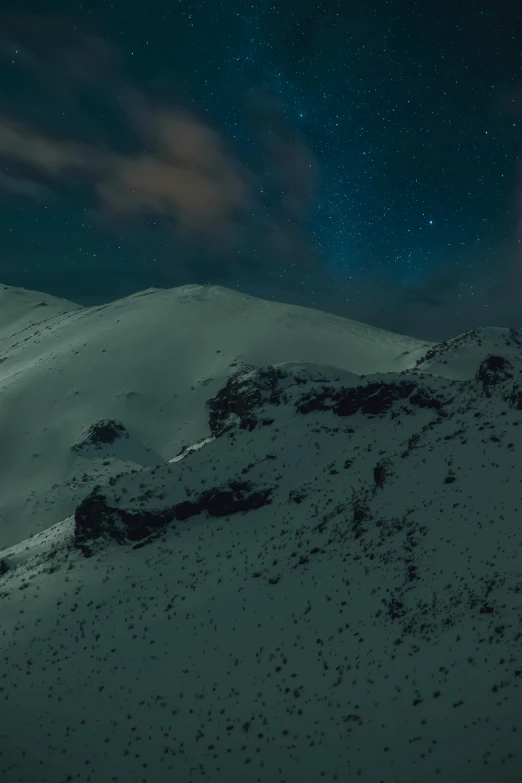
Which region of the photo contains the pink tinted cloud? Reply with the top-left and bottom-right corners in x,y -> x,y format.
98,150 -> 249,228
0,119 -> 89,174
0,22 -> 317,262
97,104 -> 254,231
0,105 -> 253,238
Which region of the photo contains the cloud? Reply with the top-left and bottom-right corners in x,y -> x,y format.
0,87 -> 319,278
0,15 -> 322,292
0,105 -> 254,240
0,118 -> 93,174
0,171 -> 51,200
0,13 -> 119,86
97,103 -> 254,235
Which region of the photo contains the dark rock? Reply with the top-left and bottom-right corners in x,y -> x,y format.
74,488 -> 175,554
207,366 -> 288,436
373,461 -> 389,489
296,380 -> 444,419
409,391 -> 442,410
174,481 -> 273,522
72,419 -> 129,452
476,355 -> 513,392
74,479 -> 273,554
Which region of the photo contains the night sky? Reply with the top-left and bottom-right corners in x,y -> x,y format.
1,1 -> 522,340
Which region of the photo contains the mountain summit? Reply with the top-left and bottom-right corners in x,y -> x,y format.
1,284 -> 521,783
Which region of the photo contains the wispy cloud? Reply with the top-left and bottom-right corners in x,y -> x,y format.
0,118 -> 94,174
0,13 -> 323,291
97,102 -> 254,234
0,100 -> 257,242
0,170 -> 51,200
0,13 -> 119,86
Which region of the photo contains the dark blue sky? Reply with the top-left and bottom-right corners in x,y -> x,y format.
1,0 -> 521,339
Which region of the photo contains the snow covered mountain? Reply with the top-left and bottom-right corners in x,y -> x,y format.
1,283 -> 521,783
0,282 -> 430,550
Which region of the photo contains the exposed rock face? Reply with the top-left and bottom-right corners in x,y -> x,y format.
74,489 -> 175,555
74,480 -> 273,555
209,366 -> 448,428
173,480 -> 273,521
6,323 -> 522,783
72,419 -> 129,452
207,365 -> 287,435
475,354 -> 514,392
296,380 -> 445,417
73,339 -> 522,562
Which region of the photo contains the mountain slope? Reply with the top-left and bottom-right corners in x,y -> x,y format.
1,318 -> 522,783
0,283 -> 432,549
0,284 -> 80,335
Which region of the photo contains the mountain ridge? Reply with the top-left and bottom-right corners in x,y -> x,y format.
0,282 -> 432,550
1,284 -> 521,783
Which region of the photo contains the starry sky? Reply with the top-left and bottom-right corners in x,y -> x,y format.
1,1 -> 522,340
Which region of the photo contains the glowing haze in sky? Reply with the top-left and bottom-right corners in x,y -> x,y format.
0,1 -> 521,340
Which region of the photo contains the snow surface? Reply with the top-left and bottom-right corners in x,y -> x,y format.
1,283 -> 521,783
0,282 -> 431,549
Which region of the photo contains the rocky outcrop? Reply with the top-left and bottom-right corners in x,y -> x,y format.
207,366 -> 287,435
174,480 -> 273,522
295,380 -> 445,418
72,419 -> 129,452
74,488 -> 175,556
74,480 -> 274,556
475,355 -> 514,392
